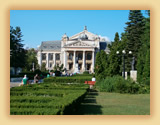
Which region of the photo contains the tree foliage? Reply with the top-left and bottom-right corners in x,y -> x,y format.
107,32 -> 121,76
125,10 -> 145,71
24,48 -> 38,71
95,10 -> 150,85
10,26 -> 26,74
53,64 -> 65,76
41,62 -> 46,72
137,10 -> 150,83
95,50 -> 108,80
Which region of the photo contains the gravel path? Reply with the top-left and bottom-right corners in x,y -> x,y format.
10,79 -> 43,88
10,82 -> 21,88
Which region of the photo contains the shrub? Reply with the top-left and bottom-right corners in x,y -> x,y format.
96,76 -> 149,94
83,71 -> 89,74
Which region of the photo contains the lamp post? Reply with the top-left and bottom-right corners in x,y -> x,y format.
32,62 -> 35,72
117,50 -> 132,79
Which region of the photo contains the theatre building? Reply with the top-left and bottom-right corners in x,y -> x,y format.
37,26 -> 110,73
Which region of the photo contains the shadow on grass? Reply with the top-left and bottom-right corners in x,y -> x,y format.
74,89 -> 103,115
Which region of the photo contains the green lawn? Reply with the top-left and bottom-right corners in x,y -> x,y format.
75,90 -> 150,115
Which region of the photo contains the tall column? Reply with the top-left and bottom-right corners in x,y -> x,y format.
39,51 -> 42,68
83,51 -> 86,71
92,50 -> 95,73
53,53 -> 55,68
46,53 -> 49,69
60,53 -> 61,65
73,51 -> 76,69
64,51 -> 67,69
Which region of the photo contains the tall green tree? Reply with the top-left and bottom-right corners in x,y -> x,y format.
41,62 -> 46,72
24,48 -> 38,71
125,10 -> 145,72
52,64 -> 65,76
107,32 -> 120,76
10,26 -> 26,74
95,51 -> 102,77
95,50 -> 108,79
137,10 -> 150,84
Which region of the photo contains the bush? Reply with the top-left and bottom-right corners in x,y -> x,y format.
96,76 -> 150,94
71,74 -> 93,77
83,71 -> 89,74
34,69 -> 42,75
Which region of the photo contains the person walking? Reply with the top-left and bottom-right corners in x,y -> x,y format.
19,75 -> 29,86
34,74 -> 39,83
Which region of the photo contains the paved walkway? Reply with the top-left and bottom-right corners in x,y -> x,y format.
10,79 -> 43,88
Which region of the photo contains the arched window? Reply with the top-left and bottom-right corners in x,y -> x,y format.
78,53 -> 82,60
56,54 -> 60,60
87,53 -> 92,60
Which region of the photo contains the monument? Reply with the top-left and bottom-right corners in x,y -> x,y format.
130,57 -> 137,81
73,57 -> 79,73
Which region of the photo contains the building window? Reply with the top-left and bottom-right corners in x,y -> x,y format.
87,64 -> 91,70
42,53 -> 46,60
56,54 -> 60,60
69,53 -> 73,60
78,63 -> 82,70
69,63 -> 73,70
49,53 -> 53,60
49,63 -> 52,68
86,53 -> 92,60
78,53 -> 82,60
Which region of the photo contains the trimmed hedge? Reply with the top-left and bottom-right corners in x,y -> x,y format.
71,74 -> 93,77
44,76 -> 92,83
10,83 -> 88,115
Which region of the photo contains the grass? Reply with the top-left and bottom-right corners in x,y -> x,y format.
75,90 -> 150,115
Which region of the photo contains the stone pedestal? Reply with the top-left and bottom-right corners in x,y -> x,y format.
130,70 -> 137,82
122,72 -> 127,80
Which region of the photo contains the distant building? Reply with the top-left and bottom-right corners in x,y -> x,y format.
37,26 -> 110,73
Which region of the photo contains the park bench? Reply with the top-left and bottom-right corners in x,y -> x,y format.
85,81 -> 96,85
85,81 -> 96,89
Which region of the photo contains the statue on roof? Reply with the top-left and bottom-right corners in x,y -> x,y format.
84,26 -> 87,31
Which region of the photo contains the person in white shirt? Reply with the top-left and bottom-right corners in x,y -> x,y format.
92,75 -> 96,81
90,75 -> 96,89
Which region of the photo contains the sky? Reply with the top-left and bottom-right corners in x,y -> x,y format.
10,10 -> 148,49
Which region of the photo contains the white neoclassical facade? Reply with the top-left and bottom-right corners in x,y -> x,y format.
37,26 -> 110,73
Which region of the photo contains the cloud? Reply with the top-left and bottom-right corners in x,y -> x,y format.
98,35 -> 111,42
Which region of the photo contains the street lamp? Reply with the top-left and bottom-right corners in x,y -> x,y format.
117,50 -> 132,79
32,62 -> 35,72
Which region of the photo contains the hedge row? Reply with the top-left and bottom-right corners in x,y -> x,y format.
10,83 -> 88,115
44,76 -> 92,83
